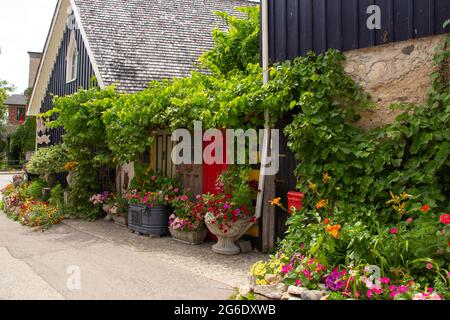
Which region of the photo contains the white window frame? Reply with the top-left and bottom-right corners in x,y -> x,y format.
66,31 -> 78,83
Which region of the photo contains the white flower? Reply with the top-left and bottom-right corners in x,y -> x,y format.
430,294 -> 442,300
365,280 -> 374,289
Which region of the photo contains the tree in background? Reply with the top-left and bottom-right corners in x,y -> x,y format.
8,116 -> 36,162
0,80 -> 14,156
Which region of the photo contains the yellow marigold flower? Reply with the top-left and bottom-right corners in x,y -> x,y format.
315,199 -> 328,209
326,224 -> 342,238
322,172 -> 331,183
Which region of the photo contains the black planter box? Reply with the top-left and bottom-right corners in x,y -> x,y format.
128,204 -> 170,236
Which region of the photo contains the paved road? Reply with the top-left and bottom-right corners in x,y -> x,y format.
0,173 -> 15,191
0,174 -> 248,300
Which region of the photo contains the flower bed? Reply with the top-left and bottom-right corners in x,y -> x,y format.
1,177 -> 64,229
246,172 -> 449,301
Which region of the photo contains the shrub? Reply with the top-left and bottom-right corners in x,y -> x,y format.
49,184 -> 64,208
26,144 -> 69,175
26,180 -> 46,200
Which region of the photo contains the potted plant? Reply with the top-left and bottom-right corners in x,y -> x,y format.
168,195 -> 207,245
89,191 -> 115,220
126,170 -> 183,236
109,195 -> 129,227
203,192 -> 255,255
63,161 -> 78,186
203,167 -> 258,255
25,144 -> 69,187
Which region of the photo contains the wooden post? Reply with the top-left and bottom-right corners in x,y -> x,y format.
261,173 -> 276,252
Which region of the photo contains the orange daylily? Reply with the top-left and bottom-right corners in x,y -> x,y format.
270,197 -> 282,206
315,199 -> 328,209
326,224 -> 341,238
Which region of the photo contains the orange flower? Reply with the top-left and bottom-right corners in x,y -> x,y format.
420,205 -> 430,213
315,199 -> 328,209
324,218 -> 330,225
326,224 -> 341,238
270,197 -> 282,206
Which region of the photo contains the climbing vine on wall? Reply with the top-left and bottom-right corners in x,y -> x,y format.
283,34 -> 450,212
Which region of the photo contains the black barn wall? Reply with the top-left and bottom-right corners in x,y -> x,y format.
269,0 -> 450,63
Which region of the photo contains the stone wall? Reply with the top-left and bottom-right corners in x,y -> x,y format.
344,34 -> 446,130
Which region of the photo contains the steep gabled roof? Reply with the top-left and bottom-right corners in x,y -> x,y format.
73,0 -> 253,93
5,94 -> 27,106
28,0 -> 254,115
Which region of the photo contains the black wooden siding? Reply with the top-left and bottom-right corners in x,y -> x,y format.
38,25 -> 95,147
269,0 -> 450,63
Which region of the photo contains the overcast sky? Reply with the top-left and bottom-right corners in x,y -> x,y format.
0,0 -> 56,94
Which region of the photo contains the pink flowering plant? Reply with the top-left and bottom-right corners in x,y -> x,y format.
169,195 -> 206,232
126,170 -> 183,207
282,255 -> 328,290
89,191 -> 113,206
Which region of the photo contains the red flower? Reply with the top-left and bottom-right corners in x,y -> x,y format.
390,227 -> 398,235
324,218 -> 330,225
439,214 -> 450,224
420,205 -> 430,212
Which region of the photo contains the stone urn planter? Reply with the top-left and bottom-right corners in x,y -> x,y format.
44,173 -> 56,188
102,204 -> 112,221
66,171 -> 75,186
169,226 -> 208,245
128,204 -> 170,236
205,212 -> 250,255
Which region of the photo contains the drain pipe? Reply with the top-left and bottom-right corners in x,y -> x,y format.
235,0 -> 270,240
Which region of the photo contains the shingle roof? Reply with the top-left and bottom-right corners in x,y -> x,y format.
5,94 -> 27,106
73,0 -> 253,93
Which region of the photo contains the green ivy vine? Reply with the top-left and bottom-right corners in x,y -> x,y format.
283,33 -> 450,212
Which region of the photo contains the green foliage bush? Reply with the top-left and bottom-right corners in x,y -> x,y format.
281,37 -> 449,213
26,144 -> 69,175
49,184 -> 64,208
26,180 -> 45,200
9,116 -> 36,160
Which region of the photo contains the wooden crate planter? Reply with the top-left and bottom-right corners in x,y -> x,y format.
169,226 -> 208,245
128,204 -> 170,236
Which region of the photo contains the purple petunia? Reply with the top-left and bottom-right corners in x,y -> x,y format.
325,269 -> 346,291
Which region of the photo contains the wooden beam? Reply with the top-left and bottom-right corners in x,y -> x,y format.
262,173 -> 276,252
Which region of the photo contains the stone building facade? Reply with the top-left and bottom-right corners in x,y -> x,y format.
344,34 -> 447,130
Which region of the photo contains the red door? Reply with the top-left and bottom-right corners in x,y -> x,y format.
202,130 -> 228,241
202,130 -> 228,194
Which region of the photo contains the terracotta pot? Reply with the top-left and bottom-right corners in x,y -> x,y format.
169,226 -> 208,245
204,212 -> 249,255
